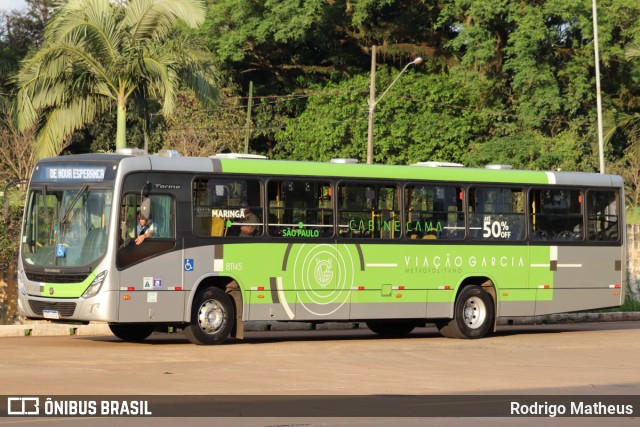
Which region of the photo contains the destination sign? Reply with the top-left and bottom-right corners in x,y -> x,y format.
46,167 -> 106,181
34,164 -> 112,182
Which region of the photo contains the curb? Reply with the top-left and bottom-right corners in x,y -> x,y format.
0,322 -> 111,337
497,311 -> 640,325
0,312 -> 638,338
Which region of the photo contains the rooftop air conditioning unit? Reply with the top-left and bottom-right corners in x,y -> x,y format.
210,153 -> 268,160
116,147 -> 147,156
330,158 -> 359,164
410,161 -> 464,168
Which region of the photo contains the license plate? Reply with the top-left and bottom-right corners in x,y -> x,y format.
43,310 -> 60,320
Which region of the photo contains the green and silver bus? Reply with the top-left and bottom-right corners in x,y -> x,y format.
17,151 -> 625,344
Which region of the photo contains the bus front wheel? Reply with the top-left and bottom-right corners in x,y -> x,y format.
437,285 -> 494,339
183,287 -> 234,345
109,324 -> 155,342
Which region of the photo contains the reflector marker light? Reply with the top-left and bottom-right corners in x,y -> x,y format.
168,286 -> 183,291
538,285 -> 551,289
251,286 -> 266,291
392,286 -> 405,290
609,284 -> 621,289
351,286 -> 366,291
123,295 -> 131,301
438,285 -> 451,290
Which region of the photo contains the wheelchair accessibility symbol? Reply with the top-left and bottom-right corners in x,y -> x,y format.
184,258 -> 194,272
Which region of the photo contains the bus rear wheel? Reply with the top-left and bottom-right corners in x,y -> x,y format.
366,321 -> 415,337
437,285 -> 494,339
183,287 -> 234,345
108,324 -> 155,342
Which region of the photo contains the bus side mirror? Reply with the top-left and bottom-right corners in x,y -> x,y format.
140,197 -> 151,221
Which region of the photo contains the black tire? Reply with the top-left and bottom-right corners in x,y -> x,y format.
109,324 -> 155,342
437,285 -> 494,339
366,321 -> 415,337
183,287 -> 234,345
434,319 -> 449,331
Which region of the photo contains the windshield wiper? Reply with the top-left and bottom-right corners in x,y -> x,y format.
59,184 -> 89,225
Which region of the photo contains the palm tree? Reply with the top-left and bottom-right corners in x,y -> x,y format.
605,42 -> 640,142
605,40 -> 640,206
13,0 -> 219,159
619,41 -> 640,134
604,41 -> 640,149
627,41 -> 640,60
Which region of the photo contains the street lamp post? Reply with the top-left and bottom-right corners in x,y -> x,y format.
366,46 -> 423,164
592,0 -> 605,174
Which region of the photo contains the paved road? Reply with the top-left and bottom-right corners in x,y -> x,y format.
2,321 -> 639,395
0,321 -> 639,426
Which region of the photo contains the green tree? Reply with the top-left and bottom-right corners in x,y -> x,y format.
14,0 -> 219,159
199,0 -> 452,94
161,88 -> 246,156
275,63 -> 489,165
197,0 -> 640,172
613,40 -> 640,152
197,0 -> 452,154
0,0 -> 53,116
605,39 -> 640,206
436,0 -> 640,172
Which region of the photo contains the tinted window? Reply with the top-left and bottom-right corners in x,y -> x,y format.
469,187 -> 525,241
193,178 -> 262,238
22,188 -> 112,267
587,190 -> 619,241
338,182 -> 400,239
120,193 -> 175,243
267,180 -> 333,238
530,188 -> 583,241
404,184 -> 464,240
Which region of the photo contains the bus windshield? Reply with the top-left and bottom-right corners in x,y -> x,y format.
21,186 -> 113,268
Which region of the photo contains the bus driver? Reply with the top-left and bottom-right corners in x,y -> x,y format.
135,211 -> 154,245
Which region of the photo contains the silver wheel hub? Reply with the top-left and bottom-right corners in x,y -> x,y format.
463,296 -> 486,329
197,300 -> 226,334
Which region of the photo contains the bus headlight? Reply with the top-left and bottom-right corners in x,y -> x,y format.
17,270 -> 26,296
82,270 -> 108,298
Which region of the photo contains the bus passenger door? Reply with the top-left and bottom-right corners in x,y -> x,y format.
116,190 -> 183,323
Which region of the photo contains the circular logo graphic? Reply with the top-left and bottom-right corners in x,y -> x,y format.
313,258 -> 333,287
291,244 -> 355,316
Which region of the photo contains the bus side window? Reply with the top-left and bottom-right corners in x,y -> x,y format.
267,180 -> 333,238
470,187 -> 525,241
587,190 -> 618,241
119,194 -> 137,243
404,184 -> 464,241
149,195 -> 174,239
119,194 -> 174,246
193,178 -> 263,238
530,189 -> 583,242
338,182 -> 399,239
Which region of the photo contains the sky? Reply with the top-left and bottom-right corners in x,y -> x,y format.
0,0 -> 27,12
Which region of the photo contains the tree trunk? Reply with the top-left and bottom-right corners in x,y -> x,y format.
116,95 -> 127,149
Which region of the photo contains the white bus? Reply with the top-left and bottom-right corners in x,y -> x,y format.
17,151 -> 625,344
